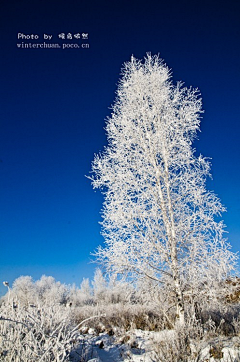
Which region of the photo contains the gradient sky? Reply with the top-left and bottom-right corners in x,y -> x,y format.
0,0 -> 240,296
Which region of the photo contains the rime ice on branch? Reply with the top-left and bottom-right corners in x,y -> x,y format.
89,54 -> 238,325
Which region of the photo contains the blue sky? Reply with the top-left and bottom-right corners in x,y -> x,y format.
0,0 -> 239,296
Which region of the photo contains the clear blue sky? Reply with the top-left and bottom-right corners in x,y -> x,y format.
0,0 -> 239,296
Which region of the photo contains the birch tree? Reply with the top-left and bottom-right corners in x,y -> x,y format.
90,54 -> 237,325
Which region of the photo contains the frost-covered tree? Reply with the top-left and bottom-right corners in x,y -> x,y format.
11,276 -> 36,306
80,278 -> 92,298
5,275 -> 70,307
90,54 -> 238,325
35,275 -> 69,305
71,278 -> 93,306
92,268 -> 107,302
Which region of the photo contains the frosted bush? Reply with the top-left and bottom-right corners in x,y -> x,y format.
0,300 -> 80,361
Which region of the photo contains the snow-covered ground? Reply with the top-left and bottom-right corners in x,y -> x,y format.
70,329 -> 240,362
71,329 -> 162,362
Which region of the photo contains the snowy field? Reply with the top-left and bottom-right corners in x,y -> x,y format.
70,328 -> 240,362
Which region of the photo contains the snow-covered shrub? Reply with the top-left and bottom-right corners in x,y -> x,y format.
74,302 -> 168,334
0,299 -> 80,361
150,327 -> 190,362
0,276 -> 91,361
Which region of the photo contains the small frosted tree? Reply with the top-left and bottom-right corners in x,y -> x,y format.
11,276 -> 36,306
90,54 -> 237,325
80,278 -> 92,298
92,268 -> 107,303
35,275 -> 69,305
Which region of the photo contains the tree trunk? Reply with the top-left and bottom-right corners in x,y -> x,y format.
161,140 -> 185,326
174,276 -> 185,325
